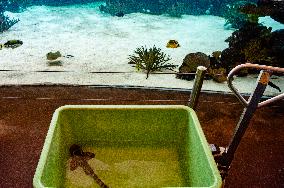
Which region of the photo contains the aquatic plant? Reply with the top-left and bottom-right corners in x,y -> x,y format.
0,0 -> 25,33
128,46 -> 176,79
224,1 -> 258,29
0,13 -> 19,33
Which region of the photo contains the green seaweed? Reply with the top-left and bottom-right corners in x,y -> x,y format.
128,46 -> 177,79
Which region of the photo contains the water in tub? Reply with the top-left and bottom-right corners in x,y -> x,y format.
65,144 -> 185,187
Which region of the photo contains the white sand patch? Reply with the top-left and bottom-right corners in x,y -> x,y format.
0,2 -> 283,96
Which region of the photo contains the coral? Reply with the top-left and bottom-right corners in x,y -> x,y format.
220,22 -> 277,72
219,20 -> 283,78
128,46 -> 176,79
241,38 -> 271,63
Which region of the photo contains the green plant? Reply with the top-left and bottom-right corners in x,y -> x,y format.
128,45 -> 177,79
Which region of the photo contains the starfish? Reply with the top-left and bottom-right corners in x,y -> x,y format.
69,144 -> 109,188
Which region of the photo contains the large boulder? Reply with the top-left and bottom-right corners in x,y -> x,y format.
176,52 -> 210,80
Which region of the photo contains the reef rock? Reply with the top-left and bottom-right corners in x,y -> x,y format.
220,22 -> 279,74
176,52 -> 210,80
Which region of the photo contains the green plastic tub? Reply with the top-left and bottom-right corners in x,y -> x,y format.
33,105 -> 221,188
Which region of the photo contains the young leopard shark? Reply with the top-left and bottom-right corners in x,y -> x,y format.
69,144 -> 109,188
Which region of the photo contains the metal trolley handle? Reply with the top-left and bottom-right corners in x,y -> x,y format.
227,63 -> 284,108
214,63 -> 284,180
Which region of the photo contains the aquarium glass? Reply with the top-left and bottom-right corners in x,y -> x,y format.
0,0 -> 283,94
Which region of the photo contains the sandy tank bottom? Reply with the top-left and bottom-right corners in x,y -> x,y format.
65,145 -> 186,188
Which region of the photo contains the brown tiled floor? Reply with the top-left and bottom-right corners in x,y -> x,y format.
0,85 -> 283,188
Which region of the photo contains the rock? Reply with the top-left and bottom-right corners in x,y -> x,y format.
46,51 -> 61,60
176,52 -> 210,80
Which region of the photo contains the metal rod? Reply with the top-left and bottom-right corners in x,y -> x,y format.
227,63 -> 284,108
258,93 -> 284,107
188,66 -> 207,110
223,70 -> 270,167
228,63 -> 284,76
227,73 -> 248,107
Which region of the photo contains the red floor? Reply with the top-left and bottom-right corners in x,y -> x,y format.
0,85 -> 283,187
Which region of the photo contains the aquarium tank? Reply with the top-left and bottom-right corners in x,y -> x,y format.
1,1 -> 284,188
0,0 -> 283,95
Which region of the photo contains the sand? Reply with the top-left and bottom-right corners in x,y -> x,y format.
0,2 -> 283,95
